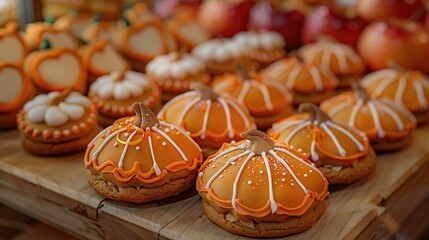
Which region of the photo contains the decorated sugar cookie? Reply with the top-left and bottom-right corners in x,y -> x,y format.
84,103 -> 203,203
0,22 -> 29,64
54,12 -> 93,38
197,129 -> 328,237
24,22 -> 79,50
123,2 -> 156,24
268,103 -> 376,185
167,12 -> 211,50
17,89 -> 98,155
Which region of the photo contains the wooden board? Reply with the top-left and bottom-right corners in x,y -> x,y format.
0,124 -> 429,240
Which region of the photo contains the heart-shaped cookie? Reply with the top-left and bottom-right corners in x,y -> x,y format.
0,63 -> 33,112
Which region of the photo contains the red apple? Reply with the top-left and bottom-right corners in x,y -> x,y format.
355,0 -> 424,21
357,18 -> 429,73
249,1 -> 306,50
197,0 -> 254,38
153,0 -> 202,19
301,5 -> 367,47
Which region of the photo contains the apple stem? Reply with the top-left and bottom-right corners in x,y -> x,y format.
351,82 -> 370,101
241,129 -> 275,155
133,103 -> 159,129
236,64 -> 251,81
298,103 -> 331,123
48,88 -> 72,106
113,70 -> 126,82
191,82 -> 218,100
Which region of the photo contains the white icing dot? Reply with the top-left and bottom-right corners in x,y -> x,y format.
259,170 -> 264,174
291,183 -> 295,186
211,164 -> 216,168
230,162 -> 236,165
199,172 -> 204,177
297,148 -> 302,152
136,146 -> 140,151
224,155 -> 228,158
219,175 -> 223,178
309,170 -> 313,173
165,128 -> 170,133
282,172 -> 286,176
252,187 -> 255,190
281,178 -> 285,182
247,180 -> 252,185
124,133 -> 129,137
304,174 -> 308,178
162,142 -> 167,147
114,142 -> 119,147
231,140 -> 236,144
290,145 -> 294,149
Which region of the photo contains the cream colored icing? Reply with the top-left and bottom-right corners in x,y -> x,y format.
0,67 -> 23,103
91,44 -> 127,73
192,38 -> 245,62
38,53 -> 81,87
179,22 -> 210,45
0,36 -> 25,63
23,91 -> 90,127
232,31 -> 285,51
129,27 -> 163,56
90,71 -> 149,101
146,52 -> 205,79
41,32 -> 78,49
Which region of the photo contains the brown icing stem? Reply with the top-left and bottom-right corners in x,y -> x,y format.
351,82 -> 370,101
298,103 -> 331,123
191,82 -> 218,100
387,59 -> 408,72
133,103 -> 159,129
241,129 -> 274,155
171,46 -> 188,61
236,64 -> 251,81
114,70 -> 126,82
48,88 -> 72,106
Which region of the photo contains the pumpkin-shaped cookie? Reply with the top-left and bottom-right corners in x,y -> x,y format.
0,63 -> 34,129
268,103 -> 376,185
54,12 -> 93,38
81,21 -> 117,44
320,84 -> 416,152
361,68 -> 429,124
123,2 -> 156,24
84,103 -> 203,203
89,70 -> 162,127
197,129 -> 328,237
212,69 -> 293,129
261,57 -> 339,105
158,84 -> 256,157
17,89 -> 98,155
146,51 -> 210,102
24,22 -> 79,50
298,39 -> 365,87
167,12 -> 211,50
0,22 -> 29,64
81,40 -> 130,83
24,40 -> 87,93
232,30 -> 286,68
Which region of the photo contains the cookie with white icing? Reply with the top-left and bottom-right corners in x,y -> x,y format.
54,12 -> 93,38
17,89 -> 98,155
146,51 -> 210,102
89,70 -> 162,127
80,21 -> 118,44
261,57 -> 339,106
84,103 -> 203,203
197,129 -> 328,237
212,70 -> 293,129
0,63 -> 35,130
158,84 -> 256,157
0,22 -> 29,64
361,68 -> 429,124
320,84 -> 417,152
167,12 -> 211,50
24,22 -> 79,50
268,103 -> 376,185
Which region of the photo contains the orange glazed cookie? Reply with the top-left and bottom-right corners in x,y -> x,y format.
268,103 -> 376,185
146,51 -> 211,102
84,103 -> 203,203
81,40 -> 130,83
24,22 -> 79,50
17,89 -> 98,155
0,22 -> 29,65
167,12 -> 211,50
89,70 -> 162,127
212,70 -> 293,129
361,69 -> 429,125
197,129 -> 329,237
320,84 -> 416,152
158,84 -> 256,157
0,63 -> 35,130
262,57 -> 339,106
123,2 -> 156,24
23,39 -> 87,93
298,40 -> 365,88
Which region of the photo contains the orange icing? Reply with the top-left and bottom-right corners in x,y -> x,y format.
261,57 -> 339,93
0,63 -> 33,112
362,69 -> 429,113
124,3 -> 155,24
197,139 -> 328,218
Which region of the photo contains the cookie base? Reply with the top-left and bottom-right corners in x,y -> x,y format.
87,171 -> 198,203
319,147 -> 376,185
0,110 -> 20,130
293,90 -> 338,106
372,134 -> 412,152
20,126 -> 99,156
202,200 -> 327,237
416,110 -> 429,125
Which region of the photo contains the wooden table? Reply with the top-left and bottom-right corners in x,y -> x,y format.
1,124 -> 429,240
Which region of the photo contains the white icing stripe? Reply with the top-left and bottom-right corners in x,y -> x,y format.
274,147 -> 325,178
270,150 -> 308,195
237,81 -> 250,104
285,121 -> 311,143
160,122 -> 202,151
379,99 -> 416,121
148,135 -> 161,176
377,103 -> 404,131
152,126 -> 188,161
205,150 -> 251,189
348,99 -> 363,127
343,46 -> 361,64
327,101 -> 352,117
178,97 -> 201,124
362,70 -> 394,87
208,144 -> 247,163
413,80 -> 428,110
271,120 -> 304,133
334,46 -> 348,73
92,128 -> 127,159
310,138 -> 319,161
286,64 -> 301,90
201,100 -> 212,139
157,91 -> 197,117
420,77 -> 429,89
321,46 -> 331,71
218,97 -> 234,138
326,121 -> 364,151
261,152 -> 277,213
367,101 -> 385,138
372,76 -> 396,97
254,81 -> 273,111
394,75 -> 407,103
228,100 -> 251,129
320,122 -> 347,156
88,126 -> 112,147
309,67 -> 323,91
118,130 -> 137,168
231,152 -> 255,210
